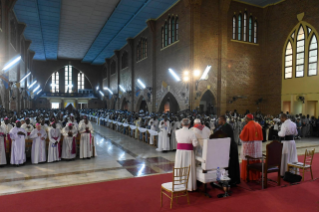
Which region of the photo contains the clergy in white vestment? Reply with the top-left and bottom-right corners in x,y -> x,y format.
156,118 -> 170,151
2,118 -> 13,154
149,121 -> 157,145
62,123 -> 77,160
48,122 -> 61,162
21,118 -> 34,138
29,123 -> 47,164
174,118 -> 198,191
134,117 -> 141,139
169,119 -> 181,150
40,119 -> 49,132
10,120 -> 27,166
78,116 -> 94,159
191,119 -> 211,157
278,114 -> 298,176
0,123 -> 7,165
67,114 -> 79,132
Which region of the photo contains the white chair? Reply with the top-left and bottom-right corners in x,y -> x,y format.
161,166 -> 190,209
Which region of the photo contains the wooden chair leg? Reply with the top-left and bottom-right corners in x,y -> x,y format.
302,168 -> 305,181
170,193 -> 174,209
310,167 -> 313,180
160,188 -> 163,207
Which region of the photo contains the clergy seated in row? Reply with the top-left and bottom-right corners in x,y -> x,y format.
239,114 -> 263,181
208,115 -> 241,186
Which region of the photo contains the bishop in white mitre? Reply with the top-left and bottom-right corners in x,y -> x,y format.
62,123 -> 77,160
156,118 -> 170,152
10,120 -> 27,166
79,116 -> 94,159
48,122 -> 61,162
29,123 -> 47,164
0,123 -> 7,165
175,118 -> 198,191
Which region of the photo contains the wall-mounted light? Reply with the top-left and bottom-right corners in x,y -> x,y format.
119,85 -> 126,92
19,72 -> 31,83
200,65 -> 212,80
168,68 -> 181,82
137,79 -> 146,89
33,85 -> 40,93
96,86 -> 99,91
2,56 -> 21,72
103,87 -> 113,95
28,80 -> 37,89
99,90 -> 104,96
36,89 -> 42,95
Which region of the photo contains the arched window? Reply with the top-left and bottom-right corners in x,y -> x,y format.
110,61 -> 116,75
136,38 -> 147,61
175,17 -> 179,41
168,16 -> 171,45
296,26 -> 305,77
51,72 -> 59,93
161,27 -> 164,48
164,21 -> 168,47
65,65 -> 72,93
254,21 -> 258,43
171,17 -> 175,43
249,17 -> 252,42
232,16 -> 236,40
285,42 -> 293,79
78,72 -> 84,91
121,52 -> 128,69
243,12 -> 247,42
238,14 -> 242,41
309,34 -> 318,76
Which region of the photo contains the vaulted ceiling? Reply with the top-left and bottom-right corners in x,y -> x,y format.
13,0 -> 282,64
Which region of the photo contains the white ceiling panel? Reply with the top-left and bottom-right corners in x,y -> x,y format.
58,0 -> 121,59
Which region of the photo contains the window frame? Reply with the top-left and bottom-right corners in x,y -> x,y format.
308,34 -> 318,77
284,41 -> 293,79
295,25 -> 305,78
232,16 -> 236,40
238,14 -> 242,41
243,12 -> 247,42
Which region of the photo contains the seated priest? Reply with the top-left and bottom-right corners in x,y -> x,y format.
29,123 -> 47,164
175,118 -> 198,191
209,115 -> 240,186
79,116 -> 94,159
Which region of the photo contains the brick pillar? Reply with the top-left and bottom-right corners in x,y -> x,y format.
127,38 -> 135,112
114,50 -> 120,110
147,20 -> 156,113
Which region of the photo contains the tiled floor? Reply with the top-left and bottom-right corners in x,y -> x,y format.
0,122 -> 318,196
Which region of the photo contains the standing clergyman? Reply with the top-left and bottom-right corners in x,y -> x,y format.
79,116 -> 94,159
62,123 -> 77,160
29,123 -> 47,164
48,121 -> 61,162
10,120 -> 27,166
175,118 -> 198,191
0,122 -> 7,165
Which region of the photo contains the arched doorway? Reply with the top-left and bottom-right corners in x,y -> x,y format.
136,96 -> 149,112
158,92 -> 180,113
121,98 -> 129,111
199,90 -> 216,115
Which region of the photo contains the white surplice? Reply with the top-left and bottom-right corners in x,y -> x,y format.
48,127 -> 61,162
174,127 -> 198,191
278,119 -> 299,176
21,123 -> 34,138
0,126 -> 7,165
62,126 -> 77,159
170,121 -> 181,150
29,129 -> 47,164
78,120 -> 94,158
191,125 -> 211,158
9,127 -> 27,165
156,120 -> 170,151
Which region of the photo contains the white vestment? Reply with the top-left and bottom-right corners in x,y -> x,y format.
191,125 -> 211,157
79,120 -> 94,158
170,121 -> 181,150
62,127 -> 77,159
278,119 -> 298,176
66,121 -> 79,133
21,123 -> 34,139
10,127 -> 27,165
48,127 -> 61,162
29,129 -> 47,164
0,126 -> 7,165
156,120 -> 170,151
174,127 -> 198,191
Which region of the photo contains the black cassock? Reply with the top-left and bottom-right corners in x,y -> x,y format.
210,123 -> 240,185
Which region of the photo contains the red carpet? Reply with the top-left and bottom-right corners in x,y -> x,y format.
0,154 -> 318,212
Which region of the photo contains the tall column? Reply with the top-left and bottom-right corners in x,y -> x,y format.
127,38 -> 135,112
146,20 -> 156,112
114,50 -> 120,110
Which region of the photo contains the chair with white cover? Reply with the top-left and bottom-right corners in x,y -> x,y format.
161,166 -> 190,209
287,148 -> 315,181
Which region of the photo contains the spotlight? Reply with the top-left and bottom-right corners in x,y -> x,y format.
96,86 -> 99,91
2,56 -> 21,72
168,68 -> 181,81
99,90 -> 104,96
119,85 -> 126,92
28,80 -> 37,89
36,89 -> 42,95
193,70 -> 201,77
33,85 -> 40,93
19,72 -> 31,83
200,65 -> 212,80
137,79 -> 146,89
